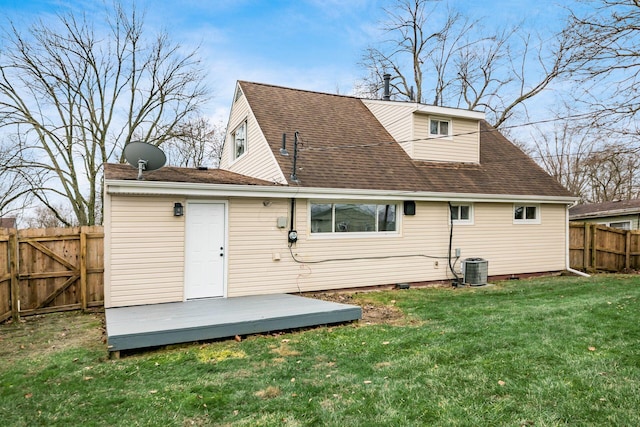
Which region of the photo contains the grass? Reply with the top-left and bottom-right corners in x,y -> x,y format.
1,275 -> 639,426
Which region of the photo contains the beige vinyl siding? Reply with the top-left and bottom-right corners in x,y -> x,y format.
226,198 -> 295,296
451,203 -> 566,275
107,195 -> 186,307
362,100 -> 414,156
227,199 -> 567,296
220,89 -> 286,183
412,115 -> 479,163
362,99 -> 480,163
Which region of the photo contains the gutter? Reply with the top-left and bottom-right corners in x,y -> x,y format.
105,179 -> 578,204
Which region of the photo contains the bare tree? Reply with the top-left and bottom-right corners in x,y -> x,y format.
0,2 -> 209,225
583,144 -> 640,203
359,0 -> 572,128
164,117 -> 225,168
527,119 -> 600,202
23,204 -> 78,229
564,0 -> 640,129
0,136 -> 40,217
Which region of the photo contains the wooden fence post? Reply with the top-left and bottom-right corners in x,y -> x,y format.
591,225 -> 598,270
80,227 -> 88,311
583,222 -> 591,270
9,230 -> 19,322
625,230 -> 631,270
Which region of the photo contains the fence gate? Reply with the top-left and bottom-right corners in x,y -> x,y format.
0,226 -> 104,322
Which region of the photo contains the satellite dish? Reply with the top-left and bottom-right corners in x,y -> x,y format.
123,141 -> 166,180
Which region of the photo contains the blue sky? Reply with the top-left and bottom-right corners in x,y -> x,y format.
2,0 -> 573,123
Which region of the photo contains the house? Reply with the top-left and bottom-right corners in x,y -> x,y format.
103,81 -> 577,309
0,218 -> 16,229
569,199 -> 640,230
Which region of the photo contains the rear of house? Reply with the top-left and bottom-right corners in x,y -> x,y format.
103,81 -> 576,308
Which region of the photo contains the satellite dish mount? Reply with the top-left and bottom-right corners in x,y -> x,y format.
123,141 -> 166,180
135,158 -> 148,180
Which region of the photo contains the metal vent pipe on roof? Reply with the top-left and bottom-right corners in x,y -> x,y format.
383,73 -> 391,101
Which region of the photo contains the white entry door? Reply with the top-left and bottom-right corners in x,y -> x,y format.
185,202 -> 226,299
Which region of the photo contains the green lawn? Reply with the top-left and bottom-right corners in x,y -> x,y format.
1,275 -> 639,426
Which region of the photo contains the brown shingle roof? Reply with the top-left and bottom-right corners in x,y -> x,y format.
240,81 -> 573,198
104,163 -> 279,186
570,199 -> 640,218
239,81 -> 427,191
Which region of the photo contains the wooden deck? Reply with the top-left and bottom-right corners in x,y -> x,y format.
105,294 -> 362,353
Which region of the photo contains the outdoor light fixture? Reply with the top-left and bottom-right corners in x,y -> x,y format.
174,202 -> 184,217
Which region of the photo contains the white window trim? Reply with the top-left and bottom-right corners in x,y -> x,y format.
231,120 -> 247,162
308,200 -> 401,239
429,116 -> 452,139
449,203 -> 474,225
513,204 -> 541,224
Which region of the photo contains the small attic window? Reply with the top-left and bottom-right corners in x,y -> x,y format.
233,121 -> 247,160
429,117 -> 451,138
234,87 -> 244,102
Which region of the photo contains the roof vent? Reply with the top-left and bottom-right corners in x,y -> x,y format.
383,73 -> 391,101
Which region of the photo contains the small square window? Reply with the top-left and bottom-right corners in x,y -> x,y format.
514,205 -> 539,223
430,118 -> 450,137
450,204 -> 473,224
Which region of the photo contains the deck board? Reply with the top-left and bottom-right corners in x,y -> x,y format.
105,294 -> 361,352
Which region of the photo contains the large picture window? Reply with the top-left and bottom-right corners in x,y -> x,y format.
310,202 -> 397,234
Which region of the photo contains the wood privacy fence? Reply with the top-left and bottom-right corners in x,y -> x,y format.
0,226 -> 104,322
569,222 -> 640,272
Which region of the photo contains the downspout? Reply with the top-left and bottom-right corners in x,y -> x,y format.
448,202 -> 461,286
566,203 -> 590,277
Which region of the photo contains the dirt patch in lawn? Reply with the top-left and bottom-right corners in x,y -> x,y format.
306,292 -> 408,325
0,311 -> 106,363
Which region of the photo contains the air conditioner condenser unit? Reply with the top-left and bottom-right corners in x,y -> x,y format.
462,258 -> 488,286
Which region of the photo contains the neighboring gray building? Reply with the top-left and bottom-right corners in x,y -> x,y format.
0,218 -> 16,229
569,199 -> 640,230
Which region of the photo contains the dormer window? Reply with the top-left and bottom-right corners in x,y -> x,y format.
430,117 -> 451,138
233,121 -> 247,160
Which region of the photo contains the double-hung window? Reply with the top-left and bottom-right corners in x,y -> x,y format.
430,117 -> 451,137
450,203 -> 473,225
513,204 -> 540,224
310,202 -> 397,234
232,121 -> 247,160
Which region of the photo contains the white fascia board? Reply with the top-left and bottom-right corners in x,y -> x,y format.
362,98 -> 485,120
106,179 -> 577,204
